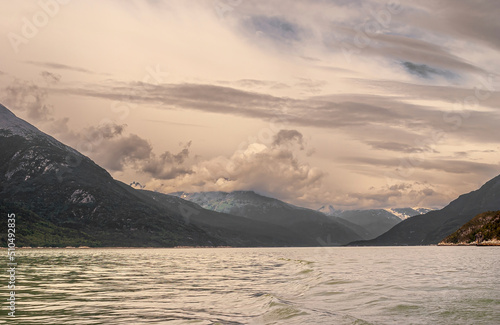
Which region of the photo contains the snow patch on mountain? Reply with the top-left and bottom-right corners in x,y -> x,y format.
0,104 -> 41,139
4,149 -> 53,180
69,189 -> 95,204
0,103 -> 82,157
318,205 -> 433,220
385,207 -> 433,220
173,191 -> 289,214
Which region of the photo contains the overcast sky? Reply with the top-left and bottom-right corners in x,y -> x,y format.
1,0 -> 499,210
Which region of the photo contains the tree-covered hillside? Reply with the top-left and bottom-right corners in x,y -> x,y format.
440,211 -> 500,245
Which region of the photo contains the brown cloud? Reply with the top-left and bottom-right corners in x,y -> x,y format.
408,0 -> 500,52
325,179 -> 450,209
272,129 -> 304,149
3,80 -> 51,121
144,132 -> 324,204
366,141 -> 438,154
96,134 -> 152,171
45,118 -> 152,172
40,71 -> 61,85
142,142 -> 194,180
25,61 -> 95,74
344,156 -> 499,178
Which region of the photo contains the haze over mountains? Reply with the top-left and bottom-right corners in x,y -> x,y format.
170,190 -> 367,244
0,104 -> 223,247
317,205 -> 433,238
170,192 -> 432,240
144,190 -> 365,246
318,205 -> 432,220
1,103 -> 499,247
0,103 -> 362,246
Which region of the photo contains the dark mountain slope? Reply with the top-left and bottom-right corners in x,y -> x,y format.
0,103 -> 362,247
318,206 -> 433,239
171,191 -> 366,245
334,209 -> 401,239
0,103 -> 220,247
141,190 -> 322,246
349,174 -> 500,245
0,199 -> 98,247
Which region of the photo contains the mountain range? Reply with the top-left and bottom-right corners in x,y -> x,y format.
317,205 -> 433,238
0,103 -> 362,246
170,191 -> 368,245
0,104 -> 222,247
1,102 -> 498,247
349,174 -> 500,246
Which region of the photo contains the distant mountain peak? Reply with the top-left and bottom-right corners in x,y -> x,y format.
0,103 -> 14,116
169,190 -> 365,245
317,205 -> 336,215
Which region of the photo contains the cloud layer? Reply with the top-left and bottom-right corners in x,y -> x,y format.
1,0 -> 499,209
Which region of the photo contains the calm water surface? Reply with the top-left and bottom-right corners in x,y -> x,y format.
1,246 -> 499,324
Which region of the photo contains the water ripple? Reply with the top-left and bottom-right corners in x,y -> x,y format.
1,247 -> 498,324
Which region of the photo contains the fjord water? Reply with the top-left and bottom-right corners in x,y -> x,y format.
5,247 -> 499,324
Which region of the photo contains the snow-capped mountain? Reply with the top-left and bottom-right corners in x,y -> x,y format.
318,205 -> 432,220
317,205 -> 433,239
0,105 -> 40,137
171,191 -> 369,245
386,207 -> 434,220
351,174 -> 500,245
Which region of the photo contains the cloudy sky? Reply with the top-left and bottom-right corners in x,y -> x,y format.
1,0 -> 499,210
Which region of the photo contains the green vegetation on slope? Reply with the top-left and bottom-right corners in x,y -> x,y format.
441,211 -> 500,244
0,200 -> 100,247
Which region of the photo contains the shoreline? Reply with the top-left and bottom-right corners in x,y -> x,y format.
438,239 -> 500,246
0,246 -> 235,249
2,242 -> 499,249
